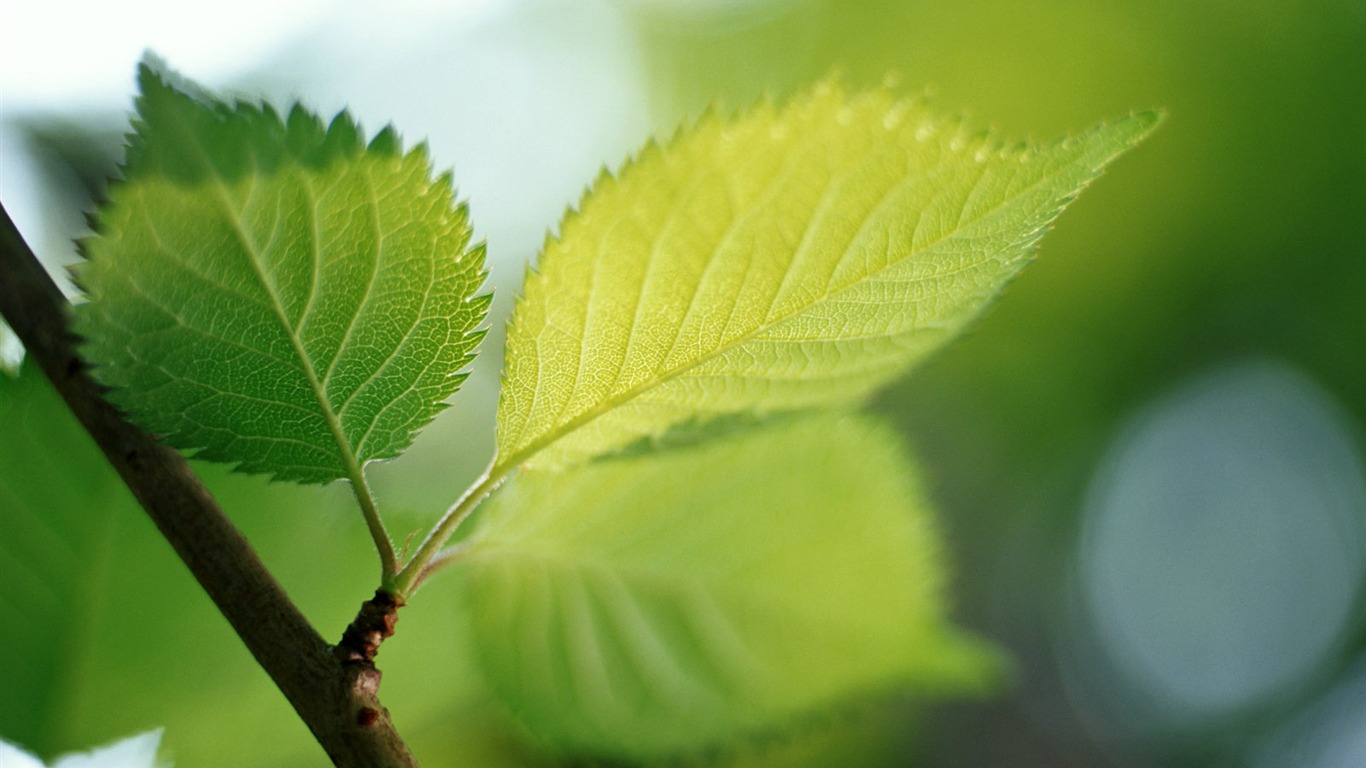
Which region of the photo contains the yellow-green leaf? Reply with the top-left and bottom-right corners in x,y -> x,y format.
460,413 -> 1000,759
496,81 -> 1158,470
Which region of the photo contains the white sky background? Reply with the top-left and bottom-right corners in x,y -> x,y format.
1,0 -> 340,111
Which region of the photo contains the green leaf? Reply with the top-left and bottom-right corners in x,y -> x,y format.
75,63 -> 489,483
0,363 -> 136,755
460,413 -> 1000,759
496,82 -> 1159,470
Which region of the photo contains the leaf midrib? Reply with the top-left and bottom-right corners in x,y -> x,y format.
165,105 -> 368,480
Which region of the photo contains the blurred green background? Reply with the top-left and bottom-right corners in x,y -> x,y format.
2,0 -> 1363,766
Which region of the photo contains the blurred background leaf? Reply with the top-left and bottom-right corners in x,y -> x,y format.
2,0 -> 1363,766
463,413 -> 1001,760
1,362 -> 133,756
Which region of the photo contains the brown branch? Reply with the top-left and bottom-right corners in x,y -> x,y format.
0,202 -> 418,767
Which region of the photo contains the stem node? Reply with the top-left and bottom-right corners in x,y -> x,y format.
336,589 -> 405,666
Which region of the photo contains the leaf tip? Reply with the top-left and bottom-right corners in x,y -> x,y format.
1078,108 -> 1166,155
1113,108 -> 1166,144
134,52 -> 219,117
